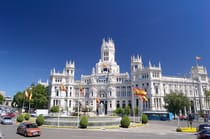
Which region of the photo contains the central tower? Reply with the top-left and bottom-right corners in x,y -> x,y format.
94,38 -> 119,74
101,38 -> 115,64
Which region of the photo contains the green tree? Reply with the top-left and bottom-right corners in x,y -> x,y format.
0,94 -> 4,104
164,91 -> 190,118
12,92 -> 24,108
30,84 -> 49,109
12,84 -> 49,111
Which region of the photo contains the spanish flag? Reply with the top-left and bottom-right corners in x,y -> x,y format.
24,90 -> 29,98
80,85 -> 84,96
29,91 -> 33,100
60,84 -> 67,92
195,56 -> 201,61
139,95 -> 148,102
133,87 -> 146,96
102,63 -> 107,68
96,98 -> 100,103
133,87 -> 148,102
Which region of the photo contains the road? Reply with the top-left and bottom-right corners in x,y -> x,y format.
0,120 -> 197,139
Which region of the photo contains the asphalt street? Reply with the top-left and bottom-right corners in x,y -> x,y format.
0,120 -> 198,139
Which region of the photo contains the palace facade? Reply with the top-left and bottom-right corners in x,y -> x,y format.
48,38 -> 210,115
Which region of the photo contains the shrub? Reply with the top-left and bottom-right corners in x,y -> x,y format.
16,114 -> 24,122
114,108 -> 124,116
176,127 -> 182,132
50,106 -> 59,113
24,113 -> 30,121
79,116 -> 88,128
120,115 -> 130,128
141,114 -> 148,124
124,106 -> 130,116
36,114 -> 44,126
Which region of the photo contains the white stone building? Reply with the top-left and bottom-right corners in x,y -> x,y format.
48,38 -> 210,115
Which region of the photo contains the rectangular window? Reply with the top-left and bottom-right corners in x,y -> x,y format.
155,87 -> 158,94
110,101 -> 112,108
69,100 -> 71,107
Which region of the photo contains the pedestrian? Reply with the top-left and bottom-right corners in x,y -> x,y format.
187,114 -> 193,128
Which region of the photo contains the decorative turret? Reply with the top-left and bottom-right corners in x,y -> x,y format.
191,65 -> 208,82
95,38 -> 120,74
64,60 -> 75,76
101,38 -> 115,63
131,55 -> 143,72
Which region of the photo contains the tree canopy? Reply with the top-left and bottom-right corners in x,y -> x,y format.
12,92 -> 24,108
164,91 -> 190,117
0,93 -> 4,104
12,84 -> 49,111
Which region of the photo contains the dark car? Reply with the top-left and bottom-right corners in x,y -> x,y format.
197,123 -> 210,132
196,129 -> 210,139
16,122 -> 41,137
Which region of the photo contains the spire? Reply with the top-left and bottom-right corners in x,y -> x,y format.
158,61 -> 161,68
149,61 -> 152,67
92,67 -> 95,74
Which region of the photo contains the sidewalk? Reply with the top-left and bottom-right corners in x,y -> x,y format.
109,122 -> 176,134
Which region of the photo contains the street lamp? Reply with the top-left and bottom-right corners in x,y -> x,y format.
28,88 -> 32,113
77,85 -> 83,128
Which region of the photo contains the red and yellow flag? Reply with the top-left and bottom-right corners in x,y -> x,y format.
24,90 -> 29,98
96,98 -> 100,103
133,87 -> 146,96
60,84 -> 67,92
133,87 -> 148,102
79,85 -> 84,96
139,95 -> 148,102
195,56 -> 201,61
29,91 -> 33,100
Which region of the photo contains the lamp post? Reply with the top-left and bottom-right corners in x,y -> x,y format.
193,81 -> 197,114
77,85 -> 82,128
22,94 -> 25,113
28,88 -> 32,113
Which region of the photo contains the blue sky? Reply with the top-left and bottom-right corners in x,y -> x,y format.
0,0 -> 210,97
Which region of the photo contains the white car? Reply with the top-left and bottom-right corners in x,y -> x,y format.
1,117 -> 13,125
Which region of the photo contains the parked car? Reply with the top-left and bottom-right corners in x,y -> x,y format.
196,129 -> 210,139
197,123 -> 210,132
16,122 -> 41,137
5,112 -> 16,118
1,117 -> 13,125
30,113 -> 37,117
179,115 -> 187,120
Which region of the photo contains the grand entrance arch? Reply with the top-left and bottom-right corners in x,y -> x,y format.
97,89 -> 108,115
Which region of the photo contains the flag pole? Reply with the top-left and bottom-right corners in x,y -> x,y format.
195,56 -> 201,66
77,85 -> 81,128
131,82 -> 135,123
22,95 -> 25,113
132,92 -> 135,123
140,97 -> 143,123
